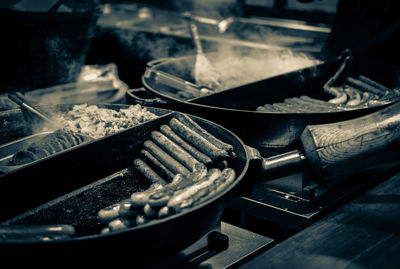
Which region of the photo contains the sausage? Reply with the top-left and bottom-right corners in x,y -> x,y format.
285,97 -> 339,112
143,204 -> 159,218
281,100 -> 327,112
327,87 -> 348,104
175,168 -> 236,212
108,218 -> 136,231
256,103 -> 280,112
144,140 -> 190,175
167,168 -> 222,212
140,149 -> 175,183
159,124 -> 212,166
358,75 -> 393,96
0,224 -> 76,241
98,199 -> 128,223
175,114 -> 234,153
344,86 -> 362,106
158,206 -> 173,218
133,158 -> 168,186
151,131 -> 200,172
98,198 -> 141,223
346,77 -> 387,96
118,200 -> 142,219
169,118 -> 230,161
130,182 -> 164,206
147,164 -> 207,207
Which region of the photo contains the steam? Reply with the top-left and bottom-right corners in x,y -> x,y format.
113,3 -> 321,91
209,45 -> 320,90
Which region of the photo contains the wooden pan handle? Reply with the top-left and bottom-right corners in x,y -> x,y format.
300,101 -> 400,187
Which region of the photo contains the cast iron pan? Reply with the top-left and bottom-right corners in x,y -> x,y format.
0,102 -> 399,267
0,110 -> 252,268
126,52 -> 400,149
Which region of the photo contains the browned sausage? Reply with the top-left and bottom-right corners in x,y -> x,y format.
358,75 -> 393,96
169,118 -> 230,161
159,124 -> 212,166
143,140 -> 190,175
133,158 -> 168,186
151,131 -> 200,172
176,113 -> 234,153
346,77 -> 387,96
140,149 -> 175,183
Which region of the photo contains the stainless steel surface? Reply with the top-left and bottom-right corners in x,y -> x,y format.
204,222 -> 273,268
145,221 -> 274,269
261,150 -> 305,180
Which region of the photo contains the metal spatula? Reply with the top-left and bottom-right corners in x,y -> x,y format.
187,21 -> 222,90
8,92 -> 62,130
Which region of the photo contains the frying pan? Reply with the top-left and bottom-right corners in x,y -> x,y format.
0,110 -> 252,267
0,102 -> 399,268
126,52 -> 400,149
0,104 -> 170,213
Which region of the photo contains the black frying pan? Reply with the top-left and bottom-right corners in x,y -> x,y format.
126,52 -> 400,149
0,100 -> 399,269
0,110 -> 252,268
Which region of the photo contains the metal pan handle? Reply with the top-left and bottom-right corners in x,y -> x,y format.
146,57 -> 174,69
126,88 -> 168,107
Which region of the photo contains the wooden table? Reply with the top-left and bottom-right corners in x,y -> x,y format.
239,164 -> 400,269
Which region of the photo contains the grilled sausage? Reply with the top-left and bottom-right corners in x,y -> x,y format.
346,77 -> 387,96
147,164 -> 207,207
140,149 -> 175,183
108,218 -> 136,231
118,200 -> 142,219
169,118 -> 230,161
175,114 -> 234,153
327,86 -> 348,104
7,130 -> 92,166
284,97 -> 338,112
167,168 -> 222,212
0,224 -> 76,241
133,158 -> 168,186
159,125 -> 212,166
130,182 -> 164,206
143,204 -> 159,218
98,198 -> 131,223
144,140 -> 190,176
175,168 -> 236,213
344,86 -> 362,106
158,206 -> 173,218
256,103 -> 280,112
273,103 -> 300,113
151,131 -> 200,172
358,75 -> 393,96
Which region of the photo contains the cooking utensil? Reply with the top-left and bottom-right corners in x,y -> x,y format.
185,18 -> 222,90
145,69 -> 213,98
127,53 -> 400,148
8,92 -> 62,130
181,11 -> 234,33
0,102 -> 399,267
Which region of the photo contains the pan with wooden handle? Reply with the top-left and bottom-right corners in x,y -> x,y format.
0,102 -> 398,266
